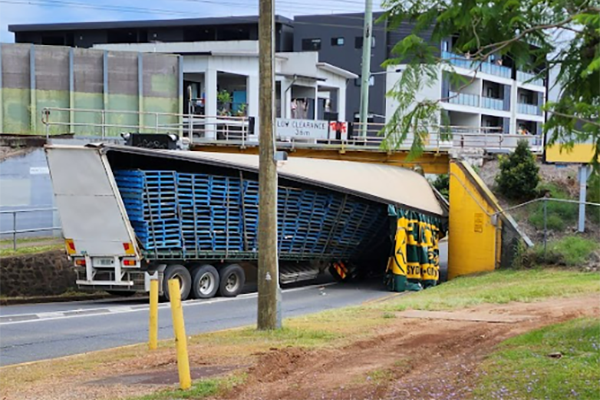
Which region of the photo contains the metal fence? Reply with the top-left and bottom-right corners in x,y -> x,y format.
0,208 -> 61,250
41,106 -> 543,154
493,198 -> 600,267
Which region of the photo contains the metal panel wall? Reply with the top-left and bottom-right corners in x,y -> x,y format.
0,43 -> 182,135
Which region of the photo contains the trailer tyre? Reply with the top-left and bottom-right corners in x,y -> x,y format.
218,264 -> 245,297
163,264 -> 192,301
191,265 -> 220,299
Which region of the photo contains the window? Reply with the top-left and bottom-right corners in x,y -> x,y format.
331,37 -> 345,46
302,38 -> 321,51
355,36 -> 375,49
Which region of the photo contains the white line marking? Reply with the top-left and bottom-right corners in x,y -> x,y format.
0,282 -> 337,326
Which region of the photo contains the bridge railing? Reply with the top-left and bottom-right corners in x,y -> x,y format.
41,107 -> 252,144
41,107 -> 543,153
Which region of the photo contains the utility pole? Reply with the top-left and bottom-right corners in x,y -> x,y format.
359,0 -> 373,138
257,0 -> 280,330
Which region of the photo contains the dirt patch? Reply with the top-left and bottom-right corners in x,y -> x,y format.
1,295 -> 598,400
216,296 -> 599,400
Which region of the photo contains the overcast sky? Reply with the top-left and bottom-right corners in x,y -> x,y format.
0,0 -> 384,43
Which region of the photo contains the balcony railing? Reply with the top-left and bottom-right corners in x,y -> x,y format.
480,62 -> 511,79
517,71 -> 544,87
518,103 -> 543,116
448,91 -> 480,107
481,97 -> 505,111
442,51 -> 512,79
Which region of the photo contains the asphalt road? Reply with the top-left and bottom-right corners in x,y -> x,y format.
0,241 -> 447,367
0,280 -> 392,366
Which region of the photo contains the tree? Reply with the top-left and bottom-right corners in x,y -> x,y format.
496,140 -> 540,200
380,0 -> 599,167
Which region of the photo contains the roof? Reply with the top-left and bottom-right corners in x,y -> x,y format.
98,144 -> 446,217
317,62 -> 359,79
9,15 -> 294,33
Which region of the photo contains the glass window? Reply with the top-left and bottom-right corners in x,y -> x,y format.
331,37 -> 345,46
355,36 -> 375,49
302,38 -> 321,51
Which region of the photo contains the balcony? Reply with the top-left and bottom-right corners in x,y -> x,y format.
517,71 -> 544,87
518,103 -> 543,116
442,51 -> 512,79
480,62 -> 511,79
481,97 -> 505,111
448,91 -> 480,107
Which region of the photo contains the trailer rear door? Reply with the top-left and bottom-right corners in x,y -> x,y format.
46,146 -> 138,258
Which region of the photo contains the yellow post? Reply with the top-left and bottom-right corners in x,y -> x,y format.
148,278 -> 159,350
168,279 -> 192,390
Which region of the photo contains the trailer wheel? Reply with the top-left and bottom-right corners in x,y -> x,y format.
191,265 -> 220,299
163,264 -> 192,301
218,264 -> 245,297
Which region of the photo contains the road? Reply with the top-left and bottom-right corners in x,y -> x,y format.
0,241 -> 447,367
0,280 -> 392,366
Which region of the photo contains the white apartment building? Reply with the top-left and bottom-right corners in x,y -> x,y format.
95,41 -> 356,141
385,44 -> 546,138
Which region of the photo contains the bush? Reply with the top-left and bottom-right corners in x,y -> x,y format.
495,140 -> 540,200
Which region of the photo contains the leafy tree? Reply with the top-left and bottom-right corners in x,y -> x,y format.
380,0 -> 599,166
496,140 -> 540,200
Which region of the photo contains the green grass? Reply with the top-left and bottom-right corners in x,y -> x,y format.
473,318 -> 600,400
380,269 -> 600,312
0,244 -> 62,257
534,236 -> 600,266
127,374 -> 245,400
527,182 -> 579,231
0,236 -> 60,246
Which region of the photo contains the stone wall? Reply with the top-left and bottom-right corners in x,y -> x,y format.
0,250 -> 76,297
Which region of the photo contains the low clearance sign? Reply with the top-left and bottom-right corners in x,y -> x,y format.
276,118 -> 329,139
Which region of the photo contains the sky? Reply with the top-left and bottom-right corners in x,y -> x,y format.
0,0 -> 382,43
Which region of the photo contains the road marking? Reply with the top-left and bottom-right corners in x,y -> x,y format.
0,282 -> 338,326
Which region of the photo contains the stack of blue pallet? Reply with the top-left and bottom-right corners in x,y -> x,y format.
114,168 -> 387,259
114,170 -> 182,250
178,173 -> 244,252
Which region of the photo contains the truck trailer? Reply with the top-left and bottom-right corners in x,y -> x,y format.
45,143 -> 447,299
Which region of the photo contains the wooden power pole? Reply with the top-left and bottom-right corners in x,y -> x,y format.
257,0 -> 281,330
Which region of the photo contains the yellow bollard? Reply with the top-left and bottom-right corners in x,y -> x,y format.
168,279 -> 192,390
148,278 -> 159,350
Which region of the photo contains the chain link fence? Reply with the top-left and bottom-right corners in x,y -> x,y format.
495,198 -> 600,268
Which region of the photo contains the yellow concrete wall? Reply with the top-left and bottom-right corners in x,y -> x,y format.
448,160 -> 501,279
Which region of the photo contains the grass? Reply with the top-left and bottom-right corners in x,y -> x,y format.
0,236 -> 60,246
2,269 -> 599,399
534,236 -> 600,266
0,243 -> 63,257
528,183 -> 579,231
473,318 -> 600,400
379,269 -> 600,312
128,374 -> 246,400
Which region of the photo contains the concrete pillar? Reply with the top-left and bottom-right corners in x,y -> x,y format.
509,82 -> 518,134
283,80 -> 292,119
338,85 -> 347,122
247,74 -> 260,139
314,85 -> 319,120
69,48 -> 74,133
578,165 -> 590,233
204,68 -> 217,139
279,78 -> 287,119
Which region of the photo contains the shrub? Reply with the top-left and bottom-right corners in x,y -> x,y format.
495,140 -> 540,200
587,172 -> 600,223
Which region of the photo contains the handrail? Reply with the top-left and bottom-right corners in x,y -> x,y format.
0,207 -> 60,250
